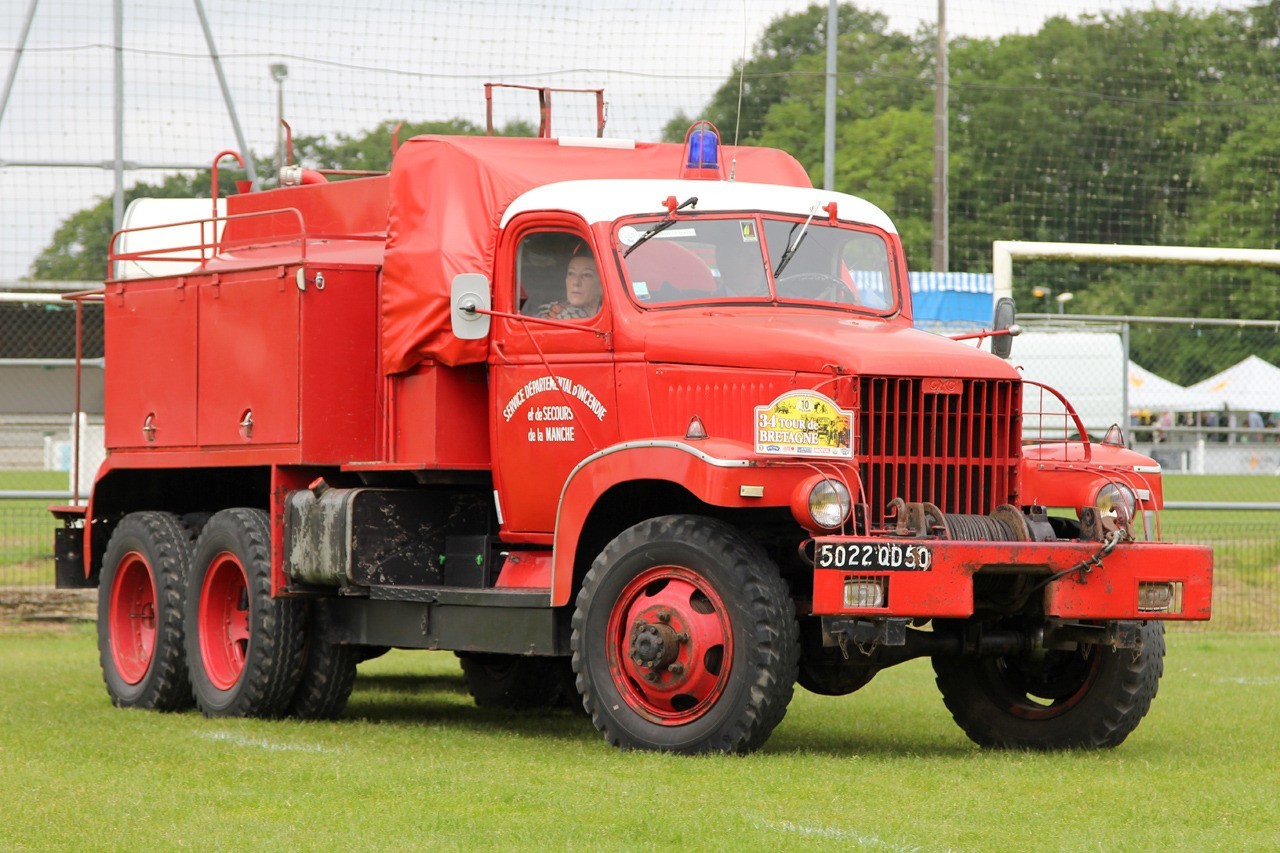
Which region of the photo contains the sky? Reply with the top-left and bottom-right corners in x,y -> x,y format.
0,0 -> 1260,282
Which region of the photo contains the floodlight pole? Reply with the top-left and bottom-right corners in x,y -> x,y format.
823,0 -> 837,191
270,63 -> 288,181
193,0 -> 259,190
0,0 -> 40,133
112,0 -> 124,233
932,0 -> 949,272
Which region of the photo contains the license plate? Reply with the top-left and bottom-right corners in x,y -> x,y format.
813,540 -> 933,571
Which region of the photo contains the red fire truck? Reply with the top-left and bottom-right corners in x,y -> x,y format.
53,124 -> 1211,754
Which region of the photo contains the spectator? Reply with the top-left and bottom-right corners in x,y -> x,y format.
1247,410 -> 1265,442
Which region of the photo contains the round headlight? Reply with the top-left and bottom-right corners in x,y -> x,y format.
808,478 -> 852,530
1095,483 -> 1136,527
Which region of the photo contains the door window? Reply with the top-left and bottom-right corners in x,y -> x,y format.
516,232 -> 602,321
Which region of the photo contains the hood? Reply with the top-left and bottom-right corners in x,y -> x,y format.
639,311 -> 1020,380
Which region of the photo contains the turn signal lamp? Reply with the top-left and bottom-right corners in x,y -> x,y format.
681,121 -> 725,180
685,415 -> 708,440
1102,424 -> 1126,447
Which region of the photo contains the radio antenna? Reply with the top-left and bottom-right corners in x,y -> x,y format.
729,0 -> 747,181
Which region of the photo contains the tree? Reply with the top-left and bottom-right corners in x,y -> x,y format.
667,3 -> 906,144
832,108 -> 935,265
665,1 -> 1280,380
29,119 -> 534,281
28,170 -> 237,281
293,117 -> 535,172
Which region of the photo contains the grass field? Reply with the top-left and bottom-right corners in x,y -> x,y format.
1,630 -> 1277,850
0,499 -> 59,587
0,470 -> 69,492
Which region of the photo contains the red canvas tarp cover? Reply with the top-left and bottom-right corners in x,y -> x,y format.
381,136 -> 811,373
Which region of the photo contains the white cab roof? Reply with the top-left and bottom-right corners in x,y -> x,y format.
500,179 -> 898,234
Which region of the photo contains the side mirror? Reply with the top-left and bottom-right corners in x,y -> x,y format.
991,297 -> 1019,359
450,274 -> 491,340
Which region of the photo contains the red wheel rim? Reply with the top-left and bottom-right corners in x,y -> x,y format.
605,565 -> 734,726
108,551 -> 157,685
198,551 -> 250,691
989,646 -> 1103,721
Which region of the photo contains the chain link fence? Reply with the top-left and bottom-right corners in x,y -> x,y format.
0,290 -> 102,480
3,0 -> 1277,632
3,294 -> 1276,634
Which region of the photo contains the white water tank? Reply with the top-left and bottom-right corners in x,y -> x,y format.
115,198 -> 226,279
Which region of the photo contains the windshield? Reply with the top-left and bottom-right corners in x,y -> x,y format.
615,214 -> 896,312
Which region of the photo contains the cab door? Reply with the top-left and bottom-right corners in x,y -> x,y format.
489,215 -> 618,535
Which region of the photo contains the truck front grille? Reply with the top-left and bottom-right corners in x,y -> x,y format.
858,377 -> 1020,528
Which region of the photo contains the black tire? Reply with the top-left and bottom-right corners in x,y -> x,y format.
97,511 -> 195,711
355,646 -> 391,663
552,656 -> 588,715
571,515 -> 799,754
178,512 -> 212,542
932,621 -> 1165,750
797,659 -> 879,696
288,599 -> 358,720
457,652 -> 573,711
184,508 -> 306,718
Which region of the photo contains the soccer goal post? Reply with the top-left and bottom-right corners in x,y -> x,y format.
992,241 -> 1280,305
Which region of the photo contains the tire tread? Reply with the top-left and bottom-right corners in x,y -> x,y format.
571,515 -> 798,754
99,511 -> 195,712
186,508 -> 305,718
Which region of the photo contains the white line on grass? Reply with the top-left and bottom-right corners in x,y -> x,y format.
1211,676 -> 1280,685
198,731 -> 340,754
755,819 -> 925,851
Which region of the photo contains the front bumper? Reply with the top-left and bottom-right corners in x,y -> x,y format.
810,538 -> 1212,621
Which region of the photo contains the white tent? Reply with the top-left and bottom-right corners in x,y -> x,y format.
1187,355 -> 1280,414
1127,362 -> 1217,413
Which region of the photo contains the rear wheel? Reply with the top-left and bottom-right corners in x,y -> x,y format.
98,512 -> 194,711
184,508 -> 305,718
932,620 -> 1165,749
288,599 -> 358,720
572,515 -> 798,754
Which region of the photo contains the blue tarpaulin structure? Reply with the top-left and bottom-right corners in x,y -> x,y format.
910,272 -> 993,330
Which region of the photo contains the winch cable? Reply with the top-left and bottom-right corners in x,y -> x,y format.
1027,529 -> 1125,594
943,513 -> 1021,542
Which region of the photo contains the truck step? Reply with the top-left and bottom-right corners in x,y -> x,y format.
366,585 -> 551,608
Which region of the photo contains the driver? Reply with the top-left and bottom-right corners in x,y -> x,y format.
537,247 -> 601,320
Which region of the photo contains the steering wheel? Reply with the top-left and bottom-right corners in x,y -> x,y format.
776,272 -> 848,303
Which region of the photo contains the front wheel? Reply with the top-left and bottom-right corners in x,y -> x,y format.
571,515 -> 798,754
932,621 -> 1165,750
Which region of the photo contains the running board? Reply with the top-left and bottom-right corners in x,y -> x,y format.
325,588 -> 564,656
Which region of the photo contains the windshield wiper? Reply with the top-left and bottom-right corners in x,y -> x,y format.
623,196 -> 698,258
773,206 -> 818,277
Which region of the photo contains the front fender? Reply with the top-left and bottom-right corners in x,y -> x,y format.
1021,441 -> 1165,511
550,439 -> 809,606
